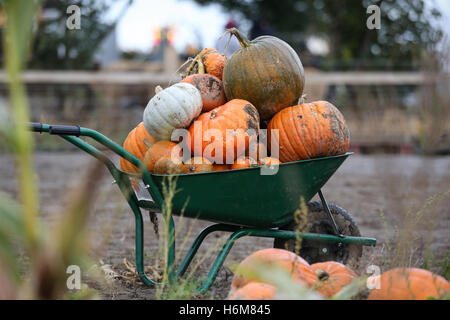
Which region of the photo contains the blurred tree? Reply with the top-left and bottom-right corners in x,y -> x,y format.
192,0 -> 443,70
28,0 -> 131,70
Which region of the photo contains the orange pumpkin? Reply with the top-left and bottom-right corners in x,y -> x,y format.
213,164 -> 231,171
228,282 -> 277,300
231,248 -> 316,291
185,47 -> 226,81
188,99 -> 260,164
120,122 -> 155,173
153,157 -> 188,175
181,73 -> 227,112
268,101 -> 349,163
231,156 -> 258,170
258,157 -> 281,166
310,261 -> 357,297
367,268 -> 450,300
185,157 -> 214,173
143,141 -> 182,172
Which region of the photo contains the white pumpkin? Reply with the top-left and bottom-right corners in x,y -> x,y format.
143,83 -> 202,141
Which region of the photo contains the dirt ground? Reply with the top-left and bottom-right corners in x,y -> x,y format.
0,151 -> 449,299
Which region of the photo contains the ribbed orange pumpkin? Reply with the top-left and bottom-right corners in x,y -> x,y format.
231,156 -> 258,170
143,141 -> 182,172
367,268 -> 450,300
268,101 -> 350,163
228,282 -> 277,300
188,99 -> 260,164
181,73 -> 226,112
185,157 -> 214,173
120,122 -> 155,173
310,261 -> 357,297
231,248 -> 316,291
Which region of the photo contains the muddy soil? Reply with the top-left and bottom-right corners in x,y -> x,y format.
0,151 -> 449,299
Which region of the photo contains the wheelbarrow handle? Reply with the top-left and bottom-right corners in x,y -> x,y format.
27,122 -> 81,136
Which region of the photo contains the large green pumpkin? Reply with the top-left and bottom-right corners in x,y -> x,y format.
223,28 -> 305,121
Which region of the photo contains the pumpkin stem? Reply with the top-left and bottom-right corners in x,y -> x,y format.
298,94 -> 307,105
316,269 -> 329,281
183,51 -> 207,77
226,28 -> 251,48
155,85 -> 163,94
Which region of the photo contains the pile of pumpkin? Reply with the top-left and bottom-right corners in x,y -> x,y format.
228,248 -> 450,300
120,28 -> 350,175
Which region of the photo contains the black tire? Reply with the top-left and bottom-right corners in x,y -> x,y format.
274,201 -> 363,268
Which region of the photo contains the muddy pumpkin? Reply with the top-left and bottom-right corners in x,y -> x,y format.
367,268 -> 450,300
120,122 -> 155,173
223,28 -> 305,121
181,73 -> 227,112
188,99 -> 260,164
268,101 -> 350,162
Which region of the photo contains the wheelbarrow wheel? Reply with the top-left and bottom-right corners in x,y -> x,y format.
274,201 -> 363,269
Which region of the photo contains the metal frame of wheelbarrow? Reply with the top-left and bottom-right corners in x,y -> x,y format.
29,122 -> 376,294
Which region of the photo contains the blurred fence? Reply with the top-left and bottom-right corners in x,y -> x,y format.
0,70 -> 449,153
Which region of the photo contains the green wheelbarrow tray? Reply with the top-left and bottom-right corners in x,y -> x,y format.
140,153 -> 350,228
28,123 -> 376,294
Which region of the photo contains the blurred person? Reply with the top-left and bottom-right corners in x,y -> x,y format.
250,17 -> 276,39
215,19 -> 241,57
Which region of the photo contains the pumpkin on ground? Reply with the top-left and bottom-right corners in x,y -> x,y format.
228,282 -> 277,300
268,100 -> 350,163
367,268 -> 450,300
188,99 -> 260,164
231,156 -> 258,170
120,122 -> 155,173
181,74 -> 226,112
185,157 -> 214,173
153,157 -> 188,175
310,261 -> 357,297
230,248 -> 317,292
143,141 -> 182,173
222,28 -> 305,121
143,83 -> 202,141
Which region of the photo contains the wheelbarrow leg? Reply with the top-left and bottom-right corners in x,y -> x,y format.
177,224 -> 240,277
197,228 -> 252,294
112,170 -> 177,286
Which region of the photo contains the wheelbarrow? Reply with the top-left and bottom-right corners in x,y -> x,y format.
29,122 -> 376,294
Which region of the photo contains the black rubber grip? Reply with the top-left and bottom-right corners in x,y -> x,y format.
28,122 -> 43,133
49,125 -> 81,136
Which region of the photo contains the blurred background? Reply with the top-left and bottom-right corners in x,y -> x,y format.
0,0 -> 449,154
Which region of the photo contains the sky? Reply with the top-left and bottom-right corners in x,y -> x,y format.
107,0 -> 450,54
106,0 -> 234,53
